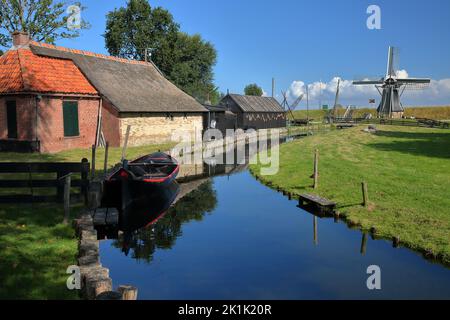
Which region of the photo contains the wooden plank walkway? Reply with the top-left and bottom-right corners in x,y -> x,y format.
299,194 -> 336,212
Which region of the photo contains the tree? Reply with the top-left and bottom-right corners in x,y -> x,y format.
244,84 -> 264,96
0,0 -> 89,48
104,0 -> 218,103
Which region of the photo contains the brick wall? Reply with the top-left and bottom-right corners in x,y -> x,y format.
0,96 -> 37,140
38,96 -> 100,153
119,113 -> 204,147
101,99 -> 120,147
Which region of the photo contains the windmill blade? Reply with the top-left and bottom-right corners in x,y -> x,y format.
387,46 -> 396,78
397,78 -> 431,84
353,80 -> 384,85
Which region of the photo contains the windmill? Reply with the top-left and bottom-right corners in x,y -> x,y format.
353,46 -> 430,119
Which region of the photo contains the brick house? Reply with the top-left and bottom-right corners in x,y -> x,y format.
0,32 -> 207,153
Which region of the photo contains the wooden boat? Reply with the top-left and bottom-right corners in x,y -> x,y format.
102,152 -> 180,226
107,152 -> 179,187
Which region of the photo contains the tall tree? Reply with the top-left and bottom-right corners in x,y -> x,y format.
244,83 -> 264,96
104,0 -> 218,103
0,0 -> 89,47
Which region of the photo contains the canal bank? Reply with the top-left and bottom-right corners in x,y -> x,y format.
250,125 -> 450,266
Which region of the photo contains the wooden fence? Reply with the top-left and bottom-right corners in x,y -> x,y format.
334,118 -> 450,129
0,159 -> 90,203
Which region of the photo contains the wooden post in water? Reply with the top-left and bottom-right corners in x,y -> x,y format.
91,145 -> 96,181
362,181 -> 369,207
360,233 -> 368,255
104,142 -> 109,175
313,149 -> 319,189
63,175 -> 71,225
122,125 -> 131,162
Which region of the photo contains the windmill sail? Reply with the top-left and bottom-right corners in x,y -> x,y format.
386,46 -> 396,78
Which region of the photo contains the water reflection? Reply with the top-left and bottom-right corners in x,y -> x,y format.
112,180 -> 217,261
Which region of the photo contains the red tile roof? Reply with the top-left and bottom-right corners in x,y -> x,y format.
0,47 -> 98,95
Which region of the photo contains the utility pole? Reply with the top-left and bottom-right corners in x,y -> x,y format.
306,84 -> 310,136
272,77 -> 275,98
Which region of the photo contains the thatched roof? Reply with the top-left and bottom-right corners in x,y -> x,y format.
30,42 -> 207,113
224,94 -> 284,113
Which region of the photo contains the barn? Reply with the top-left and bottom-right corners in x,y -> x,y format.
218,94 -> 286,130
0,32 -> 207,153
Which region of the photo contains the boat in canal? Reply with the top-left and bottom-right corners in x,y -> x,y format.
102,152 -> 180,228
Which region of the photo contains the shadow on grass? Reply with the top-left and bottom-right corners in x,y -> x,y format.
367,130 -> 450,159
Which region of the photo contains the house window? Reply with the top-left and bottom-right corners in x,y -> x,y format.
6,101 -> 18,139
62,101 -> 79,137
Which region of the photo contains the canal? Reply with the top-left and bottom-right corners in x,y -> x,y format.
99,140 -> 450,300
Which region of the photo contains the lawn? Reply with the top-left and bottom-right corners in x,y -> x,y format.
250,125 -> 450,265
0,142 -> 173,299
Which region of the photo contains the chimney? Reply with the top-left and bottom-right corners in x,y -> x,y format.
12,31 -> 30,47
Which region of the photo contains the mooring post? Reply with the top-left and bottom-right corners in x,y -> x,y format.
63,174 -> 71,225
313,149 -> 319,189
104,142 -> 109,175
362,181 -> 369,207
122,125 -> 131,162
91,144 -> 96,181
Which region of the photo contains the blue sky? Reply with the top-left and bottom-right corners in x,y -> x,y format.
55,0 -> 450,107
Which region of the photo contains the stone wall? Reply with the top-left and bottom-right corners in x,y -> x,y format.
119,113 -> 204,147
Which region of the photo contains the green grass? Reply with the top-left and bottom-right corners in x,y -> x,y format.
250,125 -> 450,265
0,142 -> 174,299
290,106 -> 450,121
0,203 -> 83,299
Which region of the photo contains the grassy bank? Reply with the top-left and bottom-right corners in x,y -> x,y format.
291,106 -> 450,121
0,142 -> 173,299
250,125 -> 450,265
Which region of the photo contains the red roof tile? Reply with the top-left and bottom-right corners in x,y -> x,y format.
0,47 -> 98,95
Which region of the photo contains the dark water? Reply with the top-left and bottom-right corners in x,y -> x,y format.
99,167 -> 450,300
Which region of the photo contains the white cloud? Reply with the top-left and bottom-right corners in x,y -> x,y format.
285,71 -> 450,107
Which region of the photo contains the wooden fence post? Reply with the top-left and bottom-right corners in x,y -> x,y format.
362,181 -> 369,207
63,174 -> 71,224
81,158 -> 89,204
91,145 -> 96,181
104,142 -> 109,175
313,149 -> 319,189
